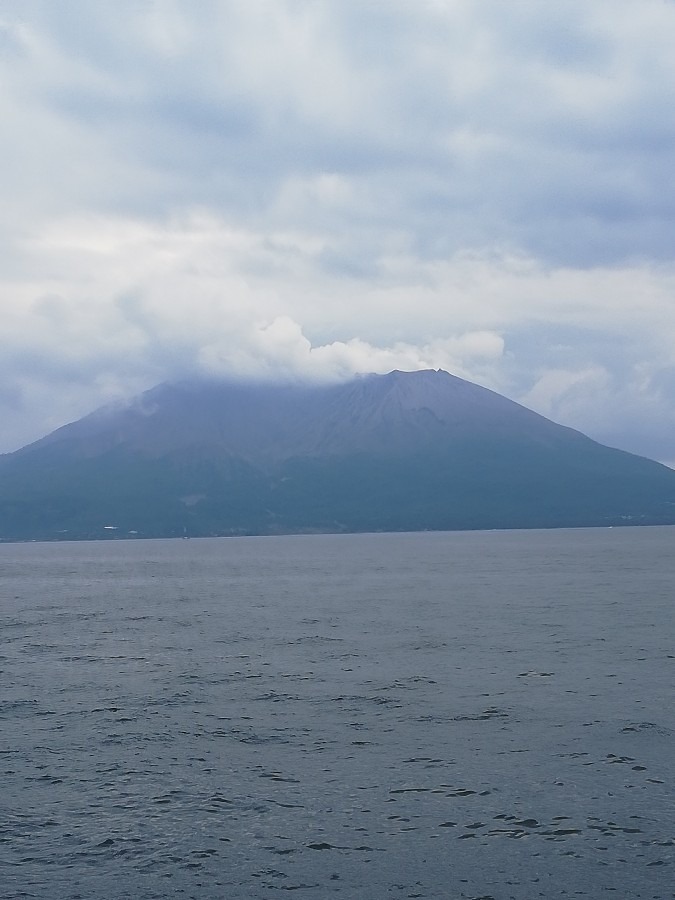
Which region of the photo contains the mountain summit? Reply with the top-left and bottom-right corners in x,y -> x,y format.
2,369 -> 675,540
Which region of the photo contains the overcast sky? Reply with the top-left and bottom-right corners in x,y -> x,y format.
2,1 -> 675,464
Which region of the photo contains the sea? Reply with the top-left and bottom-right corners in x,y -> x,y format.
1,527 -> 673,900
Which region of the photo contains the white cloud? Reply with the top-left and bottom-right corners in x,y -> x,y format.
2,1 -> 675,465
519,365 -> 612,424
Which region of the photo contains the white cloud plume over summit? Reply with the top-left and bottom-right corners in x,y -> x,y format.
2,1 -> 675,463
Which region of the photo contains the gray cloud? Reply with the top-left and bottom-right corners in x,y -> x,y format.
1,0 -> 675,464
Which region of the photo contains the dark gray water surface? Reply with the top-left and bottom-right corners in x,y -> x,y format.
1,528 -> 673,899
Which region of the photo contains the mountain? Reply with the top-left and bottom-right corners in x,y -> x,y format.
1,368 -> 675,540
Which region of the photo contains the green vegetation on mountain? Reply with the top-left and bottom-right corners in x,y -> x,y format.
1,370 -> 674,541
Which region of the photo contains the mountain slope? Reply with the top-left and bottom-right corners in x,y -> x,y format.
1,369 -> 675,540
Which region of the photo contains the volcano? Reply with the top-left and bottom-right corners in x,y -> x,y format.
1,369 -> 674,540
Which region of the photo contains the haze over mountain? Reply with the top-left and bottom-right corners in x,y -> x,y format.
1,369 -> 675,541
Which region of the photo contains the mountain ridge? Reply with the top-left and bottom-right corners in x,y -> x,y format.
11,369 -> 591,462
1,369 -> 675,540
